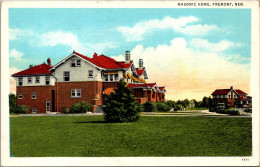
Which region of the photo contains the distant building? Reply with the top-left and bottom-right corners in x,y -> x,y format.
211,86 -> 251,107
12,51 -> 166,113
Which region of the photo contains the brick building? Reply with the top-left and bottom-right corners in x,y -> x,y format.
12,51 -> 166,113
211,86 -> 251,107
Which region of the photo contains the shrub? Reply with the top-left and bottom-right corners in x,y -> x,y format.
143,102 -> 156,112
216,109 -> 240,116
70,101 -> 92,113
155,102 -> 170,112
15,105 -> 29,114
228,110 -> 240,116
103,79 -> 141,123
9,93 -> 16,113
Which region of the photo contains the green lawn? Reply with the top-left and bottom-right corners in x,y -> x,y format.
10,116 -> 251,157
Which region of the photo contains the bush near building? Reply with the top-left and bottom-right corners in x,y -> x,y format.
15,105 -> 30,114
215,109 -> 240,116
155,102 -> 170,112
70,101 -> 92,113
9,93 -> 17,113
143,101 -> 157,112
103,79 -> 141,123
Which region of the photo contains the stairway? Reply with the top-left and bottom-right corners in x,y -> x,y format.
94,105 -> 104,113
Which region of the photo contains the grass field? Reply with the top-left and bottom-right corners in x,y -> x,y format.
10,116 -> 251,157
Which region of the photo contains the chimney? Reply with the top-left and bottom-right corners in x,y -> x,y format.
230,86 -> 233,90
47,58 -> 51,65
125,50 -> 130,64
93,52 -> 98,59
139,59 -> 143,70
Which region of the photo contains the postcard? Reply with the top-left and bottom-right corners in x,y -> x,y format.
1,0 -> 259,166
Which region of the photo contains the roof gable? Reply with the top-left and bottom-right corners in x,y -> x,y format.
234,89 -> 247,95
12,63 -> 52,76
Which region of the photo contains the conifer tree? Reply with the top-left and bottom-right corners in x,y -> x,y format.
103,79 -> 141,123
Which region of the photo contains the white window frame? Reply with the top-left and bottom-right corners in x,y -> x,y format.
71,89 -> 81,98
46,76 -> 50,85
18,93 -> 23,99
28,77 -> 32,84
88,70 -> 93,78
64,71 -> 70,81
71,59 -> 81,67
114,74 -> 119,81
35,76 -> 40,83
32,108 -> 37,113
31,92 -> 36,99
110,74 -> 113,81
105,75 -> 108,81
18,77 -> 23,86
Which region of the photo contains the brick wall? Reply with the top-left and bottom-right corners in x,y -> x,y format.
102,82 -> 118,90
16,86 -> 55,113
56,81 -> 103,113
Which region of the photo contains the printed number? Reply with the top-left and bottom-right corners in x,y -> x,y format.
242,158 -> 249,161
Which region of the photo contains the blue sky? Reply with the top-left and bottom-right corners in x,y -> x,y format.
9,8 -> 251,100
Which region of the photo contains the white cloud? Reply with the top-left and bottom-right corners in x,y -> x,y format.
9,28 -> 33,40
85,42 -> 119,54
9,49 -> 24,61
189,38 -> 241,52
113,37 -> 250,100
38,31 -> 87,52
9,67 -> 20,94
117,16 -> 219,41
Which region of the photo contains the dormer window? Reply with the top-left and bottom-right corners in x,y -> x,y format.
71,59 -> 81,67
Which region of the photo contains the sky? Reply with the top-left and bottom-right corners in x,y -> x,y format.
9,8 -> 251,100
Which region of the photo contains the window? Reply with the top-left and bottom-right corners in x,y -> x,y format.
76,59 -> 81,66
71,59 -> 81,67
31,92 -> 36,99
114,74 -> 119,81
35,76 -> 40,83
46,76 -> 50,85
105,75 -> 108,81
64,71 -> 70,81
229,95 -> 231,98
71,89 -> 81,97
18,77 -> 23,86
88,70 -> 93,78
28,77 -> 32,84
46,101 -> 50,112
32,108 -> 37,113
110,75 -> 113,81
18,93 -> 23,99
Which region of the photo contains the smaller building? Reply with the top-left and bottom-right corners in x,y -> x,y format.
211,86 -> 251,108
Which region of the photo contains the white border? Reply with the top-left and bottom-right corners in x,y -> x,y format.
1,1 -> 259,166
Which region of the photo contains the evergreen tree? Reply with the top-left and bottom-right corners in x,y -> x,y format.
9,93 -> 16,113
103,79 -> 141,123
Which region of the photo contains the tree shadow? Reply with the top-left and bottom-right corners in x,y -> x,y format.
73,121 -> 108,124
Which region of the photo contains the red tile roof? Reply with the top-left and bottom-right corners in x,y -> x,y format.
234,89 -> 247,95
235,98 -> 251,101
212,89 -> 247,95
135,68 -> 145,76
159,86 -> 165,90
127,83 -> 156,88
211,89 -> 231,95
74,51 -> 132,69
12,63 -> 52,76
